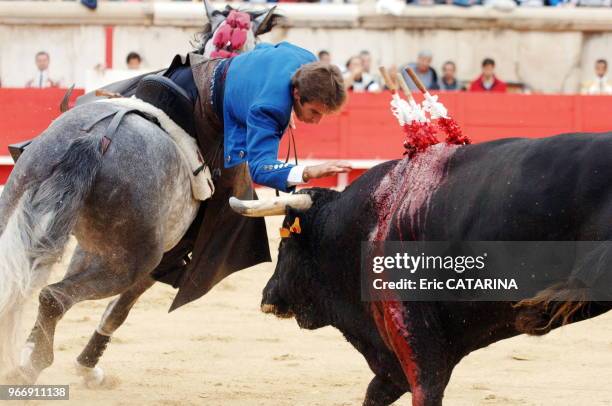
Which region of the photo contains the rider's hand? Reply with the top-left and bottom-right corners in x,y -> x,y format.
303,161 -> 352,182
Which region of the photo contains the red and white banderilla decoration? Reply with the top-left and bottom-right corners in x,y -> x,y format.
379,66 -> 470,157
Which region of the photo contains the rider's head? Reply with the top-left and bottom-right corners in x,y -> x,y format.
291,62 -> 346,124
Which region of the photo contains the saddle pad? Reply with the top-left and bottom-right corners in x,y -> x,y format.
97,96 -> 214,201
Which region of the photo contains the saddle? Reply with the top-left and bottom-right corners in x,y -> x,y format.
133,75 -> 196,139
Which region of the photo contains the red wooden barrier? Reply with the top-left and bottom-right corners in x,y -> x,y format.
0,88 -> 84,147
0,88 -> 83,184
0,89 -> 611,186
281,92 -> 612,161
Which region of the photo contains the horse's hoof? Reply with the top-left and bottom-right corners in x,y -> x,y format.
74,361 -> 105,388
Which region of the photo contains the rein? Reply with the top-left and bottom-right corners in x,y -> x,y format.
275,125 -> 299,197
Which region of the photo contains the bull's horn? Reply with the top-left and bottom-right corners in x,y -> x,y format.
229,194 -> 313,217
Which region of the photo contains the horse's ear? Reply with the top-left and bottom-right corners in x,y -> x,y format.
253,6 -> 282,36
203,0 -> 226,31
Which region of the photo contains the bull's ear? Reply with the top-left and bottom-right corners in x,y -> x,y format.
282,208 -> 306,237
204,0 -> 226,31
253,6 -> 283,36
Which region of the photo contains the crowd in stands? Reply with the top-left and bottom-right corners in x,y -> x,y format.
9,0 -> 610,13
13,50 -> 143,89
2,49 -> 611,96
242,0 -> 609,7
320,48 -> 612,95
64,0 -> 612,11
397,0 -> 611,7
334,48 -> 512,93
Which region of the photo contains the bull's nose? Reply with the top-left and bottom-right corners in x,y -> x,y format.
260,302 -> 294,318
261,303 -> 277,314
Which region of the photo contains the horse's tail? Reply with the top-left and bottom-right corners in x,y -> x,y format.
0,134 -> 105,371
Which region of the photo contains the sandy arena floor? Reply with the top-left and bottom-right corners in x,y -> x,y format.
8,201 -> 612,406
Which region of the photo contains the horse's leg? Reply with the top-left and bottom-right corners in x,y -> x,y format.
75,276 -> 155,387
13,245 -> 161,384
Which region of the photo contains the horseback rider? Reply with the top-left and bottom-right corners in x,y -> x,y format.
169,42 -> 350,191
151,41 -> 350,309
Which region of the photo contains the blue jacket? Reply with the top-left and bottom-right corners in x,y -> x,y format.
222,42 -> 316,191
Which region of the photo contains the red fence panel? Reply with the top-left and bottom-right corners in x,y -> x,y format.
282,92 -> 612,161
0,88 -> 84,150
0,89 -> 611,186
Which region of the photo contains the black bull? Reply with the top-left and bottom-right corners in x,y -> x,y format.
255,132 -> 612,406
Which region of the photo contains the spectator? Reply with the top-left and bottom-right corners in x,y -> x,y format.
126,52 -> 142,70
440,61 -> 460,91
25,51 -> 60,88
576,0 -> 612,6
318,50 -> 331,64
401,50 -> 439,91
359,50 -> 382,89
343,55 -> 381,92
469,58 -> 507,92
581,59 -> 612,95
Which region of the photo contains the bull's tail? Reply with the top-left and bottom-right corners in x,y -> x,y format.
514,282 -> 589,336
0,135 -> 104,371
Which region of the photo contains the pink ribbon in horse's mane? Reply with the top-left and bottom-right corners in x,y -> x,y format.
211,10 -> 251,59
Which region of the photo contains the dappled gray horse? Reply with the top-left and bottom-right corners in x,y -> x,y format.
0,2 -> 279,387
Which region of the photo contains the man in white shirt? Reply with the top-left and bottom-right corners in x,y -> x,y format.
359,50 -> 382,90
581,59 -> 612,95
25,51 -> 60,88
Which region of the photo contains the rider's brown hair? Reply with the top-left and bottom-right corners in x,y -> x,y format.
291,62 -> 346,112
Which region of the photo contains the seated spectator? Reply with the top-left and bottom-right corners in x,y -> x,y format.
440,61 -> 460,91
359,50 -> 381,89
469,58 -> 506,92
126,52 -> 142,70
343,55 -> 381,93
518,0 -> 544,7
581,59 -> 612,95
318,50 -> 331,64
576,0 -> 611,6
401,50 -> 439,91
25,51 -> 60,88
